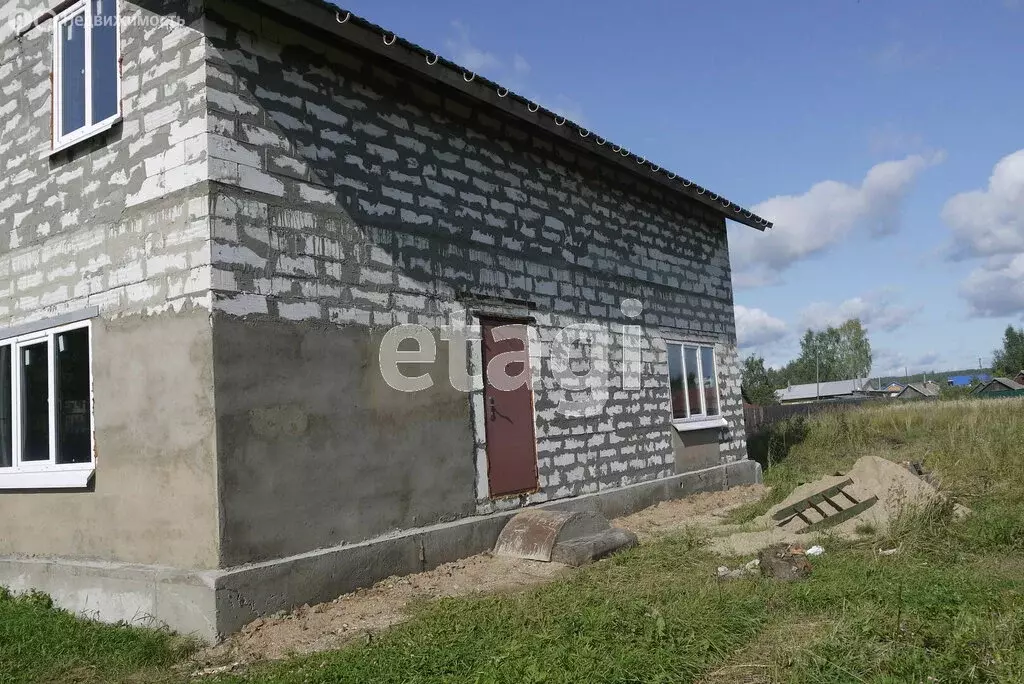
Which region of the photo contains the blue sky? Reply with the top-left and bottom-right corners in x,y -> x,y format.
338,0 -> 1024,377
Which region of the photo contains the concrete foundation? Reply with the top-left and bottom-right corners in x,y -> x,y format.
0,459 -> 759,641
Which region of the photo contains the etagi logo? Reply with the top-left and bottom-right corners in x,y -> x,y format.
377,300 -> 646,417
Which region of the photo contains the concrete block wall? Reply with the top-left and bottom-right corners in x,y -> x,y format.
0,0 -> 212,326
203,0 -> 748,543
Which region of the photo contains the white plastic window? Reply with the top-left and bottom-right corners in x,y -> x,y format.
0,322 -> 95,489
53,0 -> 121,151
667,342 -> 721,422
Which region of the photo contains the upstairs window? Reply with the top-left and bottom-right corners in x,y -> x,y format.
667,342 -> 721,422
53,0 -> 121,151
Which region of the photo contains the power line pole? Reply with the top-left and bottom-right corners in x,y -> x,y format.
816,348 -> 820,401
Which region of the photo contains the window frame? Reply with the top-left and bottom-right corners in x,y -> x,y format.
0,320 -> 95,490
666,341 -> 726,432
52,0 -> 123,153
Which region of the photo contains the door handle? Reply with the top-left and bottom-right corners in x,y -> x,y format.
489,396 -> 496,422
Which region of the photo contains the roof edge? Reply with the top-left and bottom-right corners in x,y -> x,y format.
245,0 -> 772,231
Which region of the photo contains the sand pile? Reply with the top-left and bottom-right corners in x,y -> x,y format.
711,455 -> 959,556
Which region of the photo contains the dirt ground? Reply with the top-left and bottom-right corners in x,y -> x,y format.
192,485 -> 767,674
192,458 -> 958,676
614,485 -> 767,541
193,555 -> 568,673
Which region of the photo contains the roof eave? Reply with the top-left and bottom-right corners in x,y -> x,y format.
246,0 -> 772,231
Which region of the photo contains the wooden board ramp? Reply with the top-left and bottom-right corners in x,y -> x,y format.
772,479 -> 879,533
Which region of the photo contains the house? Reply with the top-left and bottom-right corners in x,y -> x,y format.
0,1 -> 770,639
776,379 -> 870,404
947,374 -> 991,387
1015,371 -> 1024,386
972,378 -> 1024,395
862,381 -> 904,398
897,382 -> 940,399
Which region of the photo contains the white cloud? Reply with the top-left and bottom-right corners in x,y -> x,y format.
944,149 -> 1024,260
798,289 -> 920,333
960,254 -> 1024,318
942,149 -> 1024,318
730,153 -> 943,288
441,22 -> 584,124
512,54 -> 531,77
444,21 -> 501,74
872,348 -> 945,377
735,305 -> 788,348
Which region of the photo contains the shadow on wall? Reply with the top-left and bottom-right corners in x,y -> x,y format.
745,416 -> 810,471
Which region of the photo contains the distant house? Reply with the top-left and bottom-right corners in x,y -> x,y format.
897,382 -> 940,400
863,381 -> 905,398
776,379 -> 870,405
947,374 -> 991,387
972,378 -> 1024,395
1014,371 -> 1024,386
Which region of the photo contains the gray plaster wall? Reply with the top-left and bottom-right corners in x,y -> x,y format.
0,310 -> 220,567
0,1 -> 220,567
202,0 -> 749,562
212,314 -> 476,565
671,427 -> 723,474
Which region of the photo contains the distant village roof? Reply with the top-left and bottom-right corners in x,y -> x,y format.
973,377 -> 1024,394
947,374 -> 991,387
776,379 -> 870,403
899,382 -> 940,399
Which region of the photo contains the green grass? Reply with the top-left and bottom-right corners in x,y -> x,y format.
0,588 -> 196,684
6,398 -> 1024,683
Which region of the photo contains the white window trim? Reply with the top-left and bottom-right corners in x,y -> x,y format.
667,341 -> 724,430
0,320 -> 95,490
52,0 -> 122,152
674,417 -> 728,432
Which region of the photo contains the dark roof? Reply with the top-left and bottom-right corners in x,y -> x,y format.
975,378 -> 1024,393
251,0 -> 772,231
899,382 -> 940,398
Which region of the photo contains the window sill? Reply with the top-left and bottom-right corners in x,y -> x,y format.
672,417 -> 728,432
0,467 -> 95,490
46,116 -> 122,158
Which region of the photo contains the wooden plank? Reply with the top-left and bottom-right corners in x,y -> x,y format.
772,479 -> 855,521
801,497 -> 879,533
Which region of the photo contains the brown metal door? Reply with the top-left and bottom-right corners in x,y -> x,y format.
481,318 -> 539,497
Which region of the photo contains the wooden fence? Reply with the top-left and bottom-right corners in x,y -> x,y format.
976,389 -> 1024,400
743,397 -> 876,437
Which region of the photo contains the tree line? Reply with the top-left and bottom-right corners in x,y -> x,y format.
741,319 -> 872,406
742,320 -> 1024,406
992,326 -> 1024,379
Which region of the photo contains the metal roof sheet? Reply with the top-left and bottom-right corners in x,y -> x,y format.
776,379 -> 870,403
